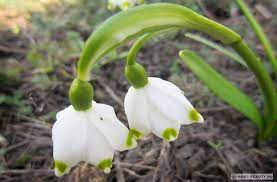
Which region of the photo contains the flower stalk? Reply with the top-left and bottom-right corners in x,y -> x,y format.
231,41 -> 277,139
76,3 -> 241,82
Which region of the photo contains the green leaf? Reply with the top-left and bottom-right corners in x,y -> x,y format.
235,0 -> 277,75
179,49 -> 263,130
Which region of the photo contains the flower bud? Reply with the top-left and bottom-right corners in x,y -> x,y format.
68,79 -> 94,111
124,63 -> 148,88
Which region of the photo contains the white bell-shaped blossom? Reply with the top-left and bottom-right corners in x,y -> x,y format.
124,77 -> 204,141
52,101 -> 137,177
107,0 -> 143,10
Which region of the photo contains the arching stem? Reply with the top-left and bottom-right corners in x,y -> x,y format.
126,28 -> 179,66
235,0 -> 277,75
231,41 -> 277,137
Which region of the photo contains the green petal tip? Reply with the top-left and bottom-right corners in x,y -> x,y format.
125,130 -> 138,148
189,109 -> 202,123
162,128 -> 178,141
97,158 -> 112,173
130,128 -> 143,139
54,160 -> 70,177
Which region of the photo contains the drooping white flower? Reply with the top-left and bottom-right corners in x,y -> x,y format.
124,77 -> 204,141
107,0 -> 143,10
52,101 -> 137,177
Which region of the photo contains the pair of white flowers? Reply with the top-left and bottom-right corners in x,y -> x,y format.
52,77 -> 204,176
107,0 -> 143,10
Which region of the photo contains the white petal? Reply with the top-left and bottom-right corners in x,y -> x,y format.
52,106 -> 87,175
148,77 -> 183,96
148,104 -> 181,141
147,77 -> 201,125
85,119 -> 114,172
148,77 -> 193,109
124,86 -> 151,137
87,102 -> 137,151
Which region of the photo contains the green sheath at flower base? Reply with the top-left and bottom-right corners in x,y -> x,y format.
124,63 -> 148,88
69,79 -> 94,111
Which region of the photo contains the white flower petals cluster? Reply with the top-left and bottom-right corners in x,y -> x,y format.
52,101 -> 136,177
124,77 -> 204,141
52,77 -> 204,177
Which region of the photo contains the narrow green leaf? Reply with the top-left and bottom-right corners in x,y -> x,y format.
179,49 -> 263,129
235,0 -> 277,75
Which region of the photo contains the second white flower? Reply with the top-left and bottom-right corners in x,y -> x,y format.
124,77 -> 204,141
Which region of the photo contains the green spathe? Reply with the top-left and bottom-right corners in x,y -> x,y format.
124,63 -> 148,88
69,79 -> 94,111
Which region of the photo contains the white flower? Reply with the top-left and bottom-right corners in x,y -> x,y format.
107,0 -> 142,10
52,101 -> 136,177
124,77 -> 204,141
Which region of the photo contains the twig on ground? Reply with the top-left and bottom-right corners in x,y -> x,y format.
96,78 -> 124,107
1,169 -> 53,174
114,162 -> 155,170
152,141 -> 170,182
123,168 -> 143,178
114,152 -> 126,182
193,171 -> 223,180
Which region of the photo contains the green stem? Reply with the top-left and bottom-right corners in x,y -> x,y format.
127,28 -> 178,65
235,0 -> 277,74
76,3 -> 241,81
231,40 -> 277,136
127,33 -> 153,66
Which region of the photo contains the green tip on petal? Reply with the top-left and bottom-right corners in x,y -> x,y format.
162,128 -> 178,141
97,158 -> 112,173
129,128 -> 143,139
189,109 -> 201,122
54,160 -> 70,177
125,131 -> 136,148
